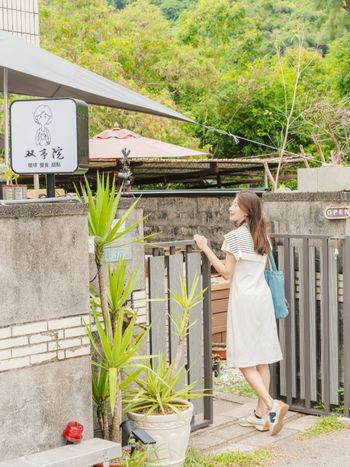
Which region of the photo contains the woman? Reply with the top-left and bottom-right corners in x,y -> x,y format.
194,190 -> 288,436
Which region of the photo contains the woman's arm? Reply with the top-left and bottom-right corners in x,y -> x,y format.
193,234 -> 236,280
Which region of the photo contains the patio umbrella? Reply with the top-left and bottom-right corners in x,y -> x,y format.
89,124 -> 206,160
0,32 -> 194,163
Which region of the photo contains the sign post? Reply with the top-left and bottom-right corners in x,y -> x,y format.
10,98 -> 89,197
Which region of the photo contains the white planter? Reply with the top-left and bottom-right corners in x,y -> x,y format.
298,167 -> 350,192
128,402 -> 193,467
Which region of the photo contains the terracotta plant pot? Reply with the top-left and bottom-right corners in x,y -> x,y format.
212,345 -> 226,360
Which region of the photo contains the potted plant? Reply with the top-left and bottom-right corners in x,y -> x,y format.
212,354 -> 222,378
2,165 -> 27,200
124,276 -> 207,467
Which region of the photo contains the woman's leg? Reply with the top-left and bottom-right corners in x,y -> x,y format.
255,364 -> 270,417
240,366 -> 273,410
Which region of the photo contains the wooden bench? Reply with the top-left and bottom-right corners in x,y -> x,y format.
0,438 -> 122,467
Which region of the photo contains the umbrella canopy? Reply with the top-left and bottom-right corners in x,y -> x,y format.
0,32 -> 193,123
89,124 -> 206,160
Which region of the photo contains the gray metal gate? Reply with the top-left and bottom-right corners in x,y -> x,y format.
270,234 -> 350,417
147,240 -> 213,430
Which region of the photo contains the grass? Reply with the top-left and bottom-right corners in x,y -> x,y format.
185,447 -> 272,466
298,416 -> 346,439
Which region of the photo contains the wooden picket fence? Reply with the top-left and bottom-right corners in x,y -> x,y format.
146,240 -> 213,430
270,234 -> 350,417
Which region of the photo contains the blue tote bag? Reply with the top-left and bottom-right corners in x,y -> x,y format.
265,251 -> 289,319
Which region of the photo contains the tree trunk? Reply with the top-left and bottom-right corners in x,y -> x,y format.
110,374 -> 122,444
98,413 -> 110,441
97,259 -> 113,345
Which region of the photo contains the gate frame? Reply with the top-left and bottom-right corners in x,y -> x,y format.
147,239 -> 213,431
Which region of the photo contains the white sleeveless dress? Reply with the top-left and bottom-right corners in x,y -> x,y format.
221,223 -> 282,368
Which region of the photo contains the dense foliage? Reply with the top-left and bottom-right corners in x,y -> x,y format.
38,0 -> 350,163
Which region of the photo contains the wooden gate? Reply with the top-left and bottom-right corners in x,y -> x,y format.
270,234 -> 350,417
147,240 -> 213,430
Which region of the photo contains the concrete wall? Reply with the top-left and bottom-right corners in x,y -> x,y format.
134,192 -> 350,256
0,202 -> 93,460
138,196 -> 235,256
263,191 -> 350,236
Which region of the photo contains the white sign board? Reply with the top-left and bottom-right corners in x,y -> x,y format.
10,99 -> 82,174
324,206 -> 350,220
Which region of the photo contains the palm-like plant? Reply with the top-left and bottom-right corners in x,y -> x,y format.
124,275 -> 207,417
78,173 -> 155,444
91,366 -> 109,440
79,173 -> 150,344
123,356 -> 202,416
168,276 -> 207,379
86,309 -> 149,442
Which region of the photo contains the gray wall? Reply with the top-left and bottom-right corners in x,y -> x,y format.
263,191 -> 350,236
138,196 -> 234,256
0,203 -> 90,326
134,192 -> 350,255
0,202 -> 93,460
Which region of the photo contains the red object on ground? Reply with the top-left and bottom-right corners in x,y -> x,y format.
63,421 -> 84,443
212,346 -> 226,360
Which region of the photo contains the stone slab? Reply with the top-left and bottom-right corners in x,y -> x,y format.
242,427 -> 299,447
0,201 -> 87,218
0,439 -> 121,467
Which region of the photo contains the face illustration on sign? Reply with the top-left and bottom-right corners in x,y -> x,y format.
33,105 -> 53,147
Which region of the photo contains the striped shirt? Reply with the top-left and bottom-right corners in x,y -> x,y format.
221,222 -> 259,260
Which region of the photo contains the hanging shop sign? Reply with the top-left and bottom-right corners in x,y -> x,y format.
10,98 -> 89,175
324,206 -> 350,219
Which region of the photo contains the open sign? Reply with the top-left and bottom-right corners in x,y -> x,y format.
324,206 -> 350,219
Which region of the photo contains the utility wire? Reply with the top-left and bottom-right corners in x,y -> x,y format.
200,123 -> 319,161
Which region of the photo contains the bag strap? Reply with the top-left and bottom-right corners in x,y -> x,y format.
266,237 -> 278,271
266,251 -> 277,271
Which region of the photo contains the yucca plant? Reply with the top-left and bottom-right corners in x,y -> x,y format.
77,173 -> 156,444
123,356 -> 202,416
124,275 -> 207,417
86,309 -> 149,442
91,366 -> 110,440
90,260 -> 140,335
78,173 -> 153,344
168,275 -> 207,380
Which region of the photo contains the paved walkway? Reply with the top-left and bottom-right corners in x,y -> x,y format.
189,392 -> 350,465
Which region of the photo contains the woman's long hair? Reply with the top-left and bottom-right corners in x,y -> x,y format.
236,191 -> 270,255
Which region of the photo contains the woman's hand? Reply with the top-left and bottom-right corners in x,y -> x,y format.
193,234 -> 208,251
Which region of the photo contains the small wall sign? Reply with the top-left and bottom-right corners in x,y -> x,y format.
10,98 -> 89,175
324,206 -> 350,219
